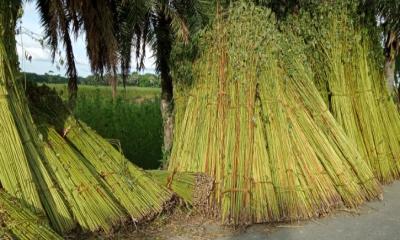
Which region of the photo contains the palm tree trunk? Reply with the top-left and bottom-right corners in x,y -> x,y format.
384,31 -> 399,95
397,84 -> 400,105
157,12 -> 174,161
111,68 -> 118,101
160,73 -> 174,159
64,30 -> 78,108
385,56 -> 396,94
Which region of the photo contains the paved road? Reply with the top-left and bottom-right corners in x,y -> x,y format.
219,182 -> 400,240
126,182 -> 400,240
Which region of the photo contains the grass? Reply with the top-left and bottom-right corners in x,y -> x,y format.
45,83 -> 163,170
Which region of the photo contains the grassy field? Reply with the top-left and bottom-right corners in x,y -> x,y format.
45,83 -> 163,169
47,84 -> 161,102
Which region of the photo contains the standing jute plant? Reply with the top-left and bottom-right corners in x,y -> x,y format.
168,2 -> 381,225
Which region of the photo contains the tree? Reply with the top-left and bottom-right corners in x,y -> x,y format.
358,0 -> 400,98
36,0 -> 78,107
1,0 -> 20,75
377,1 -> 400,95
36,0 -> 120,101
35,0 -> 198,159
126,0 -> 200,160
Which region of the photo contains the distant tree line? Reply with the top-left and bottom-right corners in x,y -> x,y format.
22,72 -> 161,88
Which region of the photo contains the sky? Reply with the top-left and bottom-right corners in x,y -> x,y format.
16,1 -> 156,77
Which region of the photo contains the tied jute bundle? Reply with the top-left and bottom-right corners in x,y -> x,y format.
296,5 -> 400,183
27,82 -> 174,228
148,170 -> 214,214
0,0 -> 174,233
0,190 -> 62,240
168,2 -> 381,225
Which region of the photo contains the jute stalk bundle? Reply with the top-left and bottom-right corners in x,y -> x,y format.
0,1 -> 77,234
26,83 -> 174,229
0,80 -> 43,215
0,190 -> 62,240
41,126 -> 127,233
6,60 -> 76,234
63,121 -> 173,222
2,38 -> 125,235
371,63 -> 400,175
0,29 -> 44,216
168,3 -> 381,225
297,7 -> 400,183
147,170 -> 213,209
1,0 -> 172,235
7,79 -> 76,234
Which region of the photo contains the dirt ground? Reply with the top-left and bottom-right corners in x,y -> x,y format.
93,181 -> 400,240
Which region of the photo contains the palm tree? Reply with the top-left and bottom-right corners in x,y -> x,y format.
131,0 -> 201,160
1,0 -> 21,73
36,0 -> 121,102
36,0 -> 78,106
35,0 -> 198,159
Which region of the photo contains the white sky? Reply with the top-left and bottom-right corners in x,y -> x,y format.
16,1 -> 156,77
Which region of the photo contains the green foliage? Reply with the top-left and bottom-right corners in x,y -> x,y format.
19,72 -> 76,84
20,72 -> 161,87
74,94 -> 163,169
170,1 -> 212,96
81,72 -> 161,87
47,84 -> 160,101
171,33 -> 200,88
253,0 -> 300,18
376,0 -> 400,34
44,84 -> 163,170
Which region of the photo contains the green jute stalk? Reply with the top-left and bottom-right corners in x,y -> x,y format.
295,6 -> 400,183
0,12 -> 44,215
1,1 -> 75,233
371,58 -> 400,175
40,127 -> 127,233
168,2 -> 381,225
0,190 -> 63,240
26,82 -> 174,224
63,120 -> 173,222
7,79 -> 76,234
2,0 -> 164,235
5,56 -> 76,234
147,170 -> 213,207
0,4 -> 76,232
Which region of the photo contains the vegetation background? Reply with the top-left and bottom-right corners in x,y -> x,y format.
27,72 -> 164,170
24,71 -> 161,88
